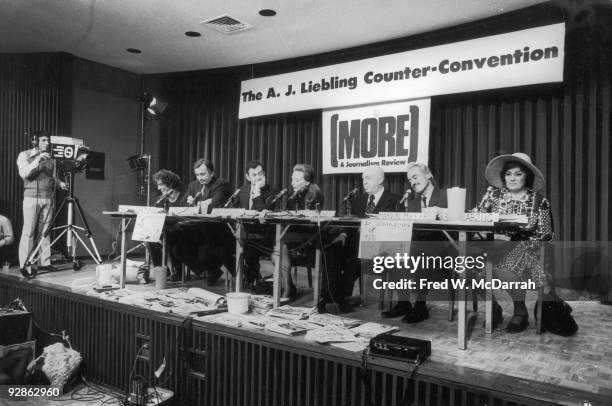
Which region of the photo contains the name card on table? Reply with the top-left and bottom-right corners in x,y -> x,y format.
358,219 -> 413,259
168,207 -> 199,216
296,210 -> 336,218
118,205 -> 164,214
132,213 -> 166,243
376,212 -> 425,220
211,208 -> 247,218
464,212 -> 500,223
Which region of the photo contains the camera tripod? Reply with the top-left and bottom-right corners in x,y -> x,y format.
24,172 -> 102,272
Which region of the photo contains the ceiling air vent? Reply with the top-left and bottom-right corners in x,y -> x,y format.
201,15 -> 252,34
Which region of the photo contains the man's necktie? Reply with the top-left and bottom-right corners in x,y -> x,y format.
365,194 -> 376,214
249,190 -> 255,210
422,195 -> 428,208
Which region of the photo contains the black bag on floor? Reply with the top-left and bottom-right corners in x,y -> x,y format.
536,296 -> 578,337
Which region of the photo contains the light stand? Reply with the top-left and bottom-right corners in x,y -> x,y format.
24,170 -> 102,271
139,95 -> 151,206
119,92 -> 166,262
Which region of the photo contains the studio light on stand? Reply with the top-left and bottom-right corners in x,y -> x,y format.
24,137 -> 102,272
120,92 -> 167,263
133,92 -> 167,206
142,93 -> 167,116
127,153 -> 152,205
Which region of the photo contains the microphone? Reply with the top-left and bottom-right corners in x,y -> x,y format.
342,188 -> 359,202
268,188 -> 287,207
155,190 -> 173,205
190,191 -> 202,207
223,188 -> 241,208
477,186 -> 494,211
399,187 -> 413,205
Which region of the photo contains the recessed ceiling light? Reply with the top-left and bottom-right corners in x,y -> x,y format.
259,9 -> 276,17
126,48 -> 142,54
185,31 -> 202,37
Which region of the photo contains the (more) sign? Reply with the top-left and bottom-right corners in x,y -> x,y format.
322,99 -> 430,174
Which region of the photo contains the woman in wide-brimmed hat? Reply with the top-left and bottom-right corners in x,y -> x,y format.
476,152 -> 554,333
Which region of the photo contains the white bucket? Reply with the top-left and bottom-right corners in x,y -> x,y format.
226,292 -> 250,314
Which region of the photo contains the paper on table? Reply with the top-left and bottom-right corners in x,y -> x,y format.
266,305 -> 312,320
305,325 -> 358,343
187,287 -> 226,306
350,322 -> 398,339
266,320 -> 320,336
330,338 -> 370,352
358,218 -> 413,259
308,313 -> 361,328
132,213 -> 166,242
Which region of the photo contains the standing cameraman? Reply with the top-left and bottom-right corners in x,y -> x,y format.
16,131 -> 66,277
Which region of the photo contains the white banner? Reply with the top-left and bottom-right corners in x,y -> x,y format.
322,99 -> 430,174
239,23 -> 565,119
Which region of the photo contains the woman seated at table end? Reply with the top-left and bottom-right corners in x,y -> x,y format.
475,152 -> 554,334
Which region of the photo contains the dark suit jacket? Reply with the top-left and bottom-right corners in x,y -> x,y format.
184,176 -> 231,213
342,189 -> 401,255
405,187 -> 455,281
403,187 -> 448,242
286,183 -> 324,211
404,187 -> 448,212
236,183 -> 278,211
351,189 -> 401,217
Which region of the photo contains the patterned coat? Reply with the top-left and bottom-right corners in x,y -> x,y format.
477,187 -> 554,287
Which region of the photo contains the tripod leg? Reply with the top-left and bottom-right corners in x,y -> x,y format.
29,227 -> 72,266
72,198 -> 93,238
71,197 -> 102,264
23,198 -> 67,267
70,229 -> 101,265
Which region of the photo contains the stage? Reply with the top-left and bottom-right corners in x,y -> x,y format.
0,260 -> 610,406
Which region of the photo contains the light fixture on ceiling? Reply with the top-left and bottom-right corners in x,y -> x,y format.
259,9 -> 276,17
126,48 -> 142,54
185,31 -> 202,37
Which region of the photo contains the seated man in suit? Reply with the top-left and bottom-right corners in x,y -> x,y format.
351,166 -> 401,216
382,162 -> 452,323
174,158 -> 233,284
320,166 -> 400,313
235,160 -> 278,285
184,158 -> 231,212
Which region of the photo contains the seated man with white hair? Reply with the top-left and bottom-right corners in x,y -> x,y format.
382,162 -> 453,323
320,165 -> 400,313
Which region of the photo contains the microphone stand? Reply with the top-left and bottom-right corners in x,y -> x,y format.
342,197 -> 357,218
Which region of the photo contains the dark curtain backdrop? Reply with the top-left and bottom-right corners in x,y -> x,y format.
153,3 -> 612,244
0,53 -> 72,264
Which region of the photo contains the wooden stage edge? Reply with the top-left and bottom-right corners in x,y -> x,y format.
0,267 -> 610,406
